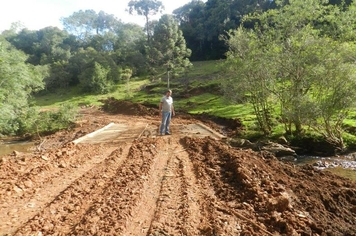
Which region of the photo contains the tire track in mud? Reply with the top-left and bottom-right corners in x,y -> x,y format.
1,144 -> 117,235
69,138 -> 162,235
12,136 -> 209,236
146,140 -> 202,236
69,137 -> 203,235
118,137 -> 174,235
4,136 -> 258,236
10,144 -> 126,235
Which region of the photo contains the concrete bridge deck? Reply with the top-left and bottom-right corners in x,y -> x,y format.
73,122 -> 225,144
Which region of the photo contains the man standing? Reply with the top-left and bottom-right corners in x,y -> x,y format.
159,89 -> 175,135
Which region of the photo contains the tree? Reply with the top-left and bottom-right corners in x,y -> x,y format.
173,0 -> 277,60
112,23 -> 147,75
173,0 -> 206,60
0,37 -> 45,135
223,0 -> 356,150
61,10 -> 122,42
222,27 -> 275,135
68,47 -> 121,90
37,27 -> 72,64
121,68 -> 133,98
128,0 -> 164,41
44,61 -> 70,90
150,14 -> 192,87
6,27 -> 73,65
306,41 -> 356,148
79,61 -> 111,94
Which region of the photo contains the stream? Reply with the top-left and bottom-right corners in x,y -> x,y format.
0,140 -> 35,157
294,155 -> 356,181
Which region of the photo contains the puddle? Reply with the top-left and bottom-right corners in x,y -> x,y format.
0,141 -> 35,157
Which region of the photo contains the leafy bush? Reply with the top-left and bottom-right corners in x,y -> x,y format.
79,62 -> 112,94
12,103 -> 78,137
36,103 -> 78,134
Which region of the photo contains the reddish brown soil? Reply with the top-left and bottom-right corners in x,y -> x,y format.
0,100 -> 355,236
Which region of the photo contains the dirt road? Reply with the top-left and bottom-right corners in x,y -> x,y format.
0,101 -> 355,236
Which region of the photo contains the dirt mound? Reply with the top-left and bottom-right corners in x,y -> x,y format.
0,107 -> 355,235
181,137 -> 356,235
100,97 -> 157,116
99,98 -> 243,136
195,113 -> 244,136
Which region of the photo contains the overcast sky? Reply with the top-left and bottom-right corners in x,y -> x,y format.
0,0 -> 195,32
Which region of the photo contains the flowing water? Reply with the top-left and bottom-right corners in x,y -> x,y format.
294,155 -> 356,181
0,141 -> 35,157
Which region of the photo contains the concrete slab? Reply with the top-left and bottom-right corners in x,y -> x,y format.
72,123 -> 125,144
73,122 -> 225,144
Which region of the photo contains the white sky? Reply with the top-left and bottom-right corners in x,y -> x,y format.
0,0 -> 194,32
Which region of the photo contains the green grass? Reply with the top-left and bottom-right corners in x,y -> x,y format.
175,93 -> 251,117
34,79 -> 150,108
186,60 -> 224,77
33,60 -> 356,147
343,110 -> 356,127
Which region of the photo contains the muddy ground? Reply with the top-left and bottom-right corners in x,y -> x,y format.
0,100 -> 355,236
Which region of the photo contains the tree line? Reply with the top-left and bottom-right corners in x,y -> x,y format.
2,7 -> 191,93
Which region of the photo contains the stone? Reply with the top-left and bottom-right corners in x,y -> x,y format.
261,142 -> 296,157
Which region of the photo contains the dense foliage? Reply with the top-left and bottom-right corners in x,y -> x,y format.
173,0 -> 277,60
0,37 -> 44,135
222,0 -> 356,150
0,37 -> 79,136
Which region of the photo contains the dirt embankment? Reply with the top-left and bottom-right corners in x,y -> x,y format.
0,100 -> 355,236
